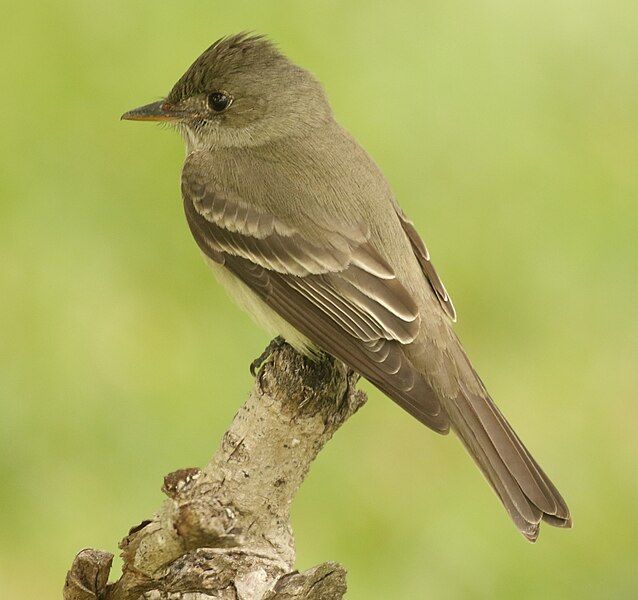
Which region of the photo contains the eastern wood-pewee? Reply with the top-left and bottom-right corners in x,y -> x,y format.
122,33 -> 571,540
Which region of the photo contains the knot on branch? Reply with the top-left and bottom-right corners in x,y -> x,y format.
266,562 -> 347,600
63,548 -> 113,600
163,468 -> 202,499
175,498 -> 241,549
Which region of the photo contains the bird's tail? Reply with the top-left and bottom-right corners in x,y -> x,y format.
442,345 -> 572,541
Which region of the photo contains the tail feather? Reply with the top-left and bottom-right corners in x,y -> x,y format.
444,380 -> 571,540
454,420 -> 541,540
512,432 -> 571,528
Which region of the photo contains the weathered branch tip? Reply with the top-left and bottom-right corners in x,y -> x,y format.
64,341 -> 365,600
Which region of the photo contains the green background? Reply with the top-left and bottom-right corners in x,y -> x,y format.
2,1 -> 637,598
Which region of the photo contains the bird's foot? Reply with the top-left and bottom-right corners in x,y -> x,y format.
250,336 -> 286,377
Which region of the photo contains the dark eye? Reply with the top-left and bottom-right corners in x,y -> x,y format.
207,92 -> 232,112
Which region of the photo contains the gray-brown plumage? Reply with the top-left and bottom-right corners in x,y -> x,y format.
122,33 -> 571,540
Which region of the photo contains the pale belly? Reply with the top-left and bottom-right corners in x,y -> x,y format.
204,256 -> 316,355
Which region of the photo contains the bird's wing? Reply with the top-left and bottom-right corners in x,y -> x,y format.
182,153 -> 449,433
392,200 -> 456,321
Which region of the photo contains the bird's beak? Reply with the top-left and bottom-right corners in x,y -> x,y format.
121,100 -> 182,122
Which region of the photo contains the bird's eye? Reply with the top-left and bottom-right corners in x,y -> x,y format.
207,92 -> 232,112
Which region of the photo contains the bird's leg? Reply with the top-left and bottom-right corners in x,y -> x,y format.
250,336 -> 287,376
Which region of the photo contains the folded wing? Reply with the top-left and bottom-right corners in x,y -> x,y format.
182,152 -> 449,433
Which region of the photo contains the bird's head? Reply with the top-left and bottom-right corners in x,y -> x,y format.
121,33 -> 332,149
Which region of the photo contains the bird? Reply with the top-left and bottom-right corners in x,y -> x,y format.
122,33 -> 571,541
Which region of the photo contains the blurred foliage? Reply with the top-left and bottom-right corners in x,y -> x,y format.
1,1 -> 637,598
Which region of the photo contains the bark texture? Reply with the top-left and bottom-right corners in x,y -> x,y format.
64,342 -> 366,600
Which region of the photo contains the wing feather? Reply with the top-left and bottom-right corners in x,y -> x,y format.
393,201 -> 457,321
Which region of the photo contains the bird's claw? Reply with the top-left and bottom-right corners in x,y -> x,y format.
250,336 -> 286,377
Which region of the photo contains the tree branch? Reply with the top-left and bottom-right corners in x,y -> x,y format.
64,341 -> 366,600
